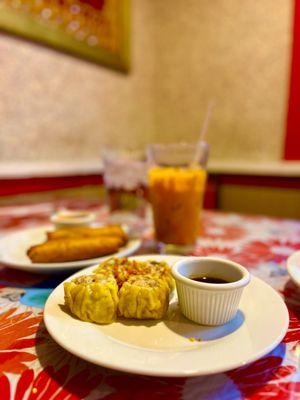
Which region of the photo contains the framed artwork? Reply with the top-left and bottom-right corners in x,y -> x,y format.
0,0 -> 130,72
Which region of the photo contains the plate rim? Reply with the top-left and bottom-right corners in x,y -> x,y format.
0,226 -> 141,272
44,255 -> 289,377
287,250 -> 300,287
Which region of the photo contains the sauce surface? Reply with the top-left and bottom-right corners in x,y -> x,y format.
190,276 -> 230,284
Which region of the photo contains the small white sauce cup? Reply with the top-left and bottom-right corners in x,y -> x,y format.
50,210 -> 96,229
172,257 -> 251,326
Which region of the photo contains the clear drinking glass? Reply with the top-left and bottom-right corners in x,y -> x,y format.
147,141 -> 209,253
102,148 -> 148,221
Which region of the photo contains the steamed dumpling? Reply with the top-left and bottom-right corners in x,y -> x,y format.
94,257 -> 137,287
143,260 -> 175,291
64,274 -> 118,324
118,275 -> 169,320
94,258 -> 174,290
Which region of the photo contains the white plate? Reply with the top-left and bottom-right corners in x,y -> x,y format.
0,226 -> 141,273
287,250 -> 300,287
44,255 -> 289,377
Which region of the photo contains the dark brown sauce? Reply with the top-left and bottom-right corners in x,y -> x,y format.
190,276 -> 230,284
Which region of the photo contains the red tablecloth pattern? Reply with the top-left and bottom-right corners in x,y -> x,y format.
0,200 -> 299,400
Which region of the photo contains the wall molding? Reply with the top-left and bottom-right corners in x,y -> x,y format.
0,161 -> 103,178
1,160 -> 300,178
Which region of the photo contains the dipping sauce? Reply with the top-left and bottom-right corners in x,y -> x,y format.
190,276 -> 230,284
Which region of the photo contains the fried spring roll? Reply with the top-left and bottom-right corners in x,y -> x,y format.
47,225 -> 127,245
27,236 -> 123,263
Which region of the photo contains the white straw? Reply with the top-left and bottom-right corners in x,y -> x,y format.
191,100 -> 215,167
199,100 -> 215,143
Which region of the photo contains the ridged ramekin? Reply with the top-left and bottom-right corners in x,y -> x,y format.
172,257 -> 251,326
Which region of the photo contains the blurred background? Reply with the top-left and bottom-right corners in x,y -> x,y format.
0,0 -> 299,218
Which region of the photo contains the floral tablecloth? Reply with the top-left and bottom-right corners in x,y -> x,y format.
0,198 -> 300,400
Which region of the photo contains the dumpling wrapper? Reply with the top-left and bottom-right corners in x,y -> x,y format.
118,275 -> 169,320
64,274 -> 118,324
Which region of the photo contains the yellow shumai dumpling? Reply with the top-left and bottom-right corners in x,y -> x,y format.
94,258 -> 175,292
118,275 -> 169,320
144,260 -> 175,291
93,258 -> 115,276
94,257 -> 135,287
64,274 -> 118,324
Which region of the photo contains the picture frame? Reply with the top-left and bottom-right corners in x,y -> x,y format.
0,0 -> 130,72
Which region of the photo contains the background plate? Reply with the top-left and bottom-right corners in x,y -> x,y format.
0,226 -> 141,273
287,250 -> 300,287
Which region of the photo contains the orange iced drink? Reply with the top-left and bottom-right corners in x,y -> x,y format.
148,167 -> 207,245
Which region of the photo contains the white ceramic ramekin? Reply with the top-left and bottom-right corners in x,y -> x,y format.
50,210 -> 96,229
172,257 -> 251,326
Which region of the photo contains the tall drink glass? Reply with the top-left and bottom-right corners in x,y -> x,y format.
147,142 -> 209,253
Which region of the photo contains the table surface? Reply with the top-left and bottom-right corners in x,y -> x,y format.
0,197 -> 299,400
